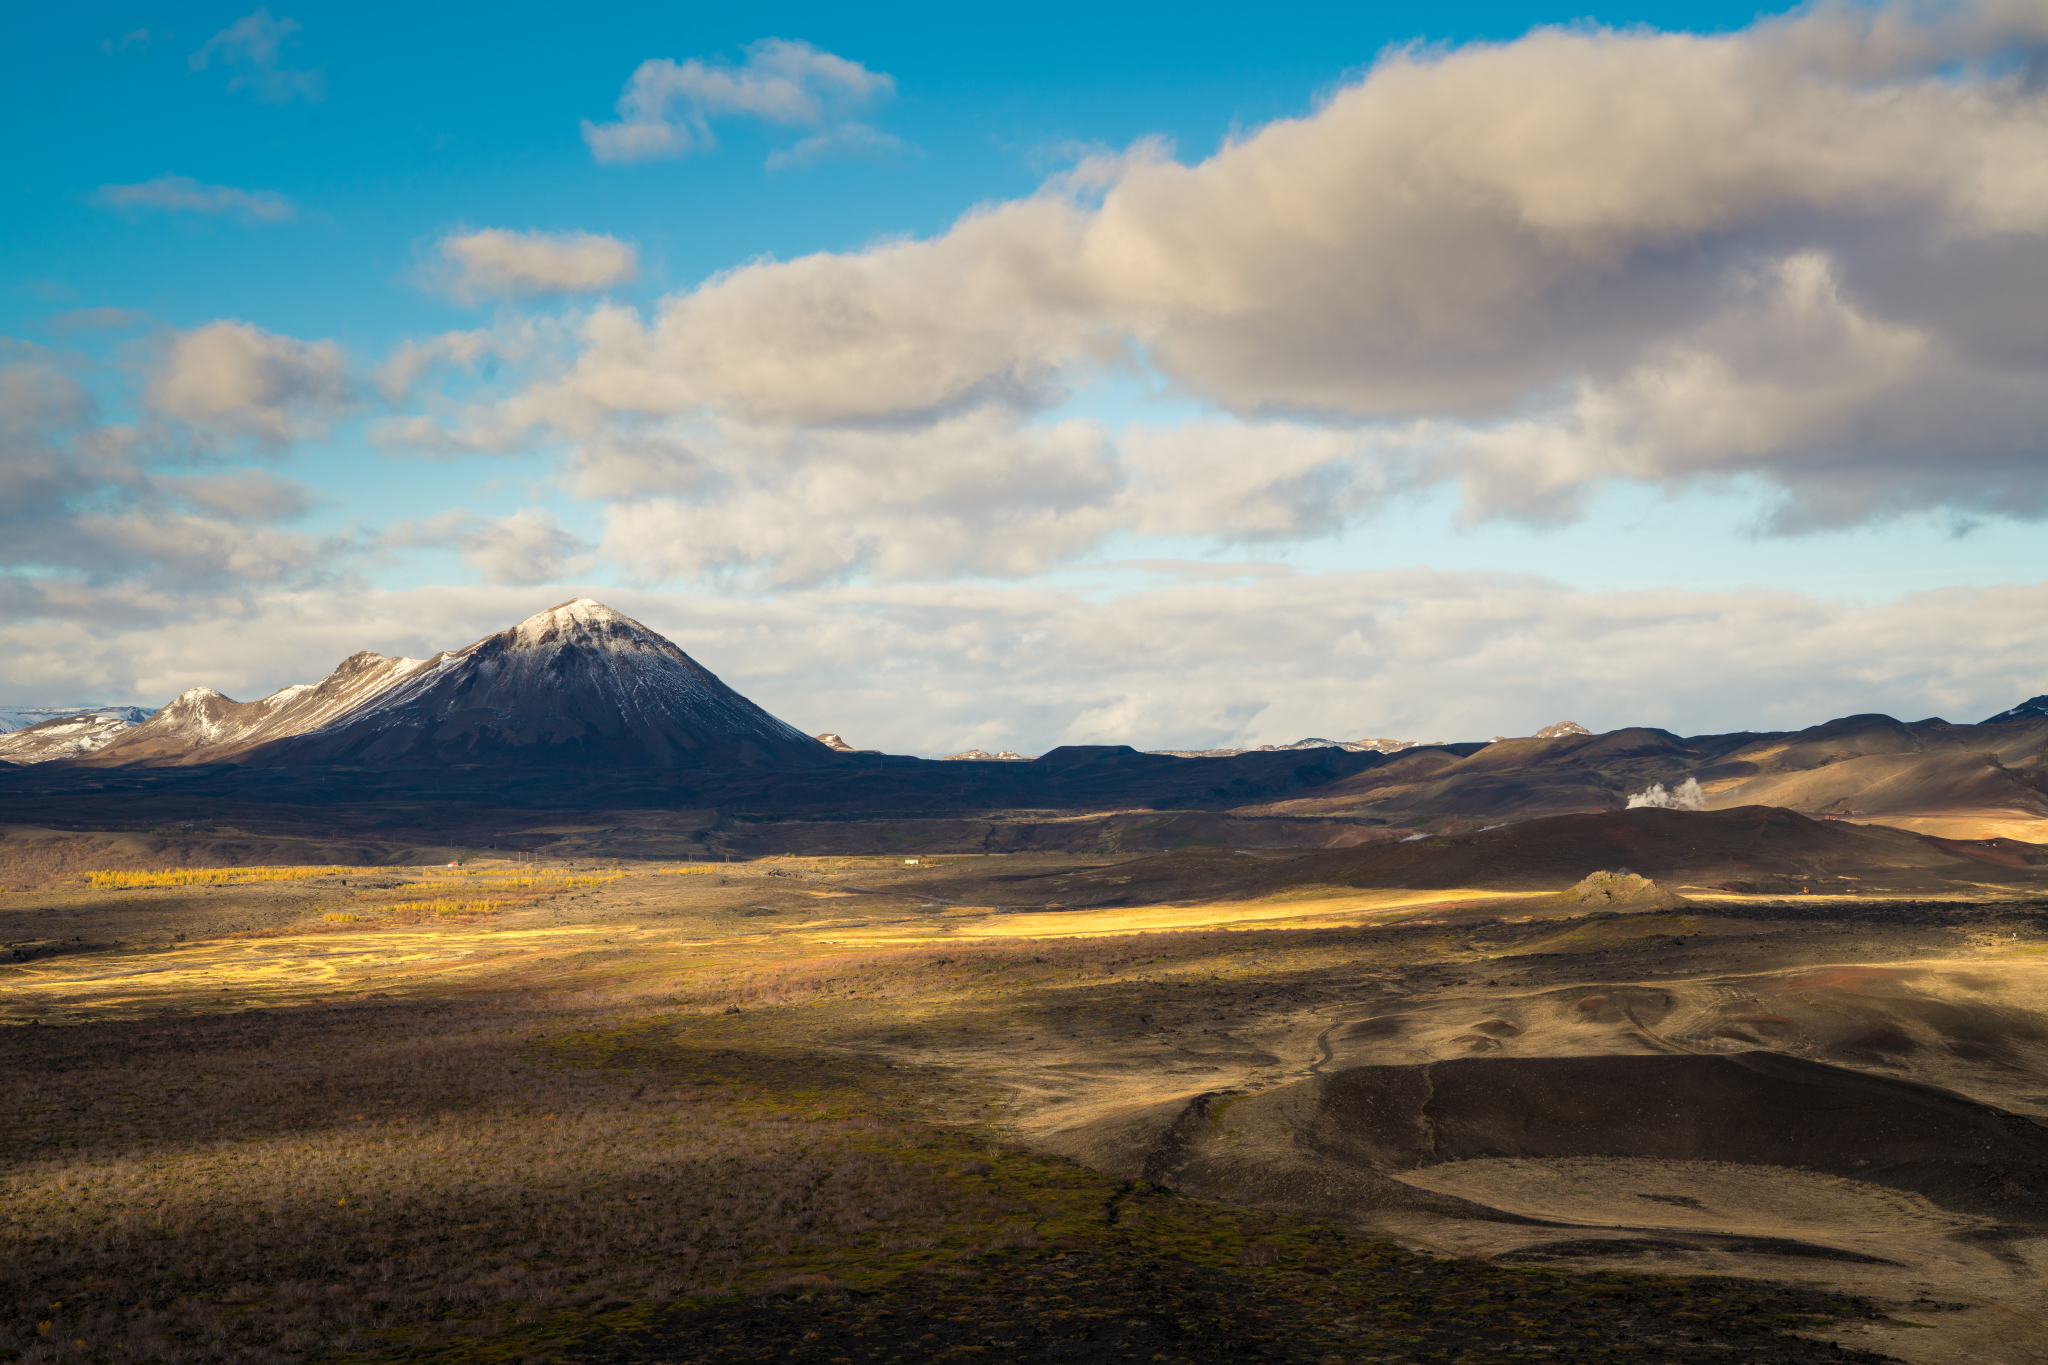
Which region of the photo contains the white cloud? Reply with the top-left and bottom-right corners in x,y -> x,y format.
1114,421 -> 1411,542
146,320 -> 350,448
459,509 -> 592,584
0,350 -> 342,595
55,513 -> 337,588
385,509 -> 594,585
466,2 -> 2048,544
372,320 -> 559,405
163,469 -> 317,522
538,201 -> 1096,424
574,410 -> 1403,588
582,38 -> 898,167
431,228 -> 639,303
188,8 -> 324,104
95,175 -> 297,224
589,410 -> 1122,587
377,331 -> 496,404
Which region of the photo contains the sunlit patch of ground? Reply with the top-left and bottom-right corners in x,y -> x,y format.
838,887 -> 1550,945
1846,813 -> 2048,843
7,852 -> 2048,1362
2,922 -> 619,1016
1392,1157 -> 1990,1246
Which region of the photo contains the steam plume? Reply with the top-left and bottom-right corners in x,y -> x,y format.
1626,777 -> 1705,810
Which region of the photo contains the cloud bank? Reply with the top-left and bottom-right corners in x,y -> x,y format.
384,509 -> 595,585
0,341 -> 340,600
381,0 -> 2048,588
146,321 -> 350,449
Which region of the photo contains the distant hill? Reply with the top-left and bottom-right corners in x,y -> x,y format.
0,705 -> 151,735
0,709 -> 152,763
1690,713 -> 2048,840
1230,711 -> 2048,841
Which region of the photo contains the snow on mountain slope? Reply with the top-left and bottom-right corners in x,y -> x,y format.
90,652 -> 434,765
0,710 -> 151,763
1985,695 -> 2048,725
87,599 -> 832,770
1147,736 -> 1436,758
0,705 -> 151,735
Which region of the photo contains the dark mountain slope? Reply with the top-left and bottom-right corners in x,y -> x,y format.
84,600 -> 833,772
1697,713 -> 2048,834
238,600 -> 834,770
1236,727 -> 1769,821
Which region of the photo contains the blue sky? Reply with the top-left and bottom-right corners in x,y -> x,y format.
9,0 -> 2048,753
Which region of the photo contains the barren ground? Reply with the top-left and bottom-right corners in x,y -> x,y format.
5,846 -> 2048,1365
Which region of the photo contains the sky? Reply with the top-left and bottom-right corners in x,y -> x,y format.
9,0 -> 2048,756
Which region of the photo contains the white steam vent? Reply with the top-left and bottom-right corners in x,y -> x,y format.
1627,777 -> 1705,810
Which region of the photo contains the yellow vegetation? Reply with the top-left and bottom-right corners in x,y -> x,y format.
385,899 -> 505,918
417,869 -> 622,889
508,874 -> 618,889
85,865 -> 381,888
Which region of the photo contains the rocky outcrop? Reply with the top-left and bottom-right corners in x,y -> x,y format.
1555,869 -> 1693,910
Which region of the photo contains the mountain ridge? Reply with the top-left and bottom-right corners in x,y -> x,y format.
14,599 -> 2048,840
82,600 -> 830,771
0,705 -> 153,735
0,710 -> 153,764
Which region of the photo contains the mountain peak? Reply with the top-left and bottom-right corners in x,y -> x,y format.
1985,695 -> 2048,725
534,597 -> 622,622
262,603 -> 824,768
78,600 -> 827,771
503,598 -> 657,652
524,597 -> 625,628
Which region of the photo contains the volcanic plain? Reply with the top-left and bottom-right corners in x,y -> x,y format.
5,811 -> 2048,1365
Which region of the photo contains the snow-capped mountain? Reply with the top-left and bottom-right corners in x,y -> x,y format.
0,709 -> 152,764
1147,736 -> 1438,758
94,652 -> 436,764
0,705 -> 151,735
87,599 -> 833,770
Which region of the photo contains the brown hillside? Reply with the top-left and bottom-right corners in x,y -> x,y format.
907,806 -> 2048,909
1239,727 -> 1759,821
1700,713 -> 2048,837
